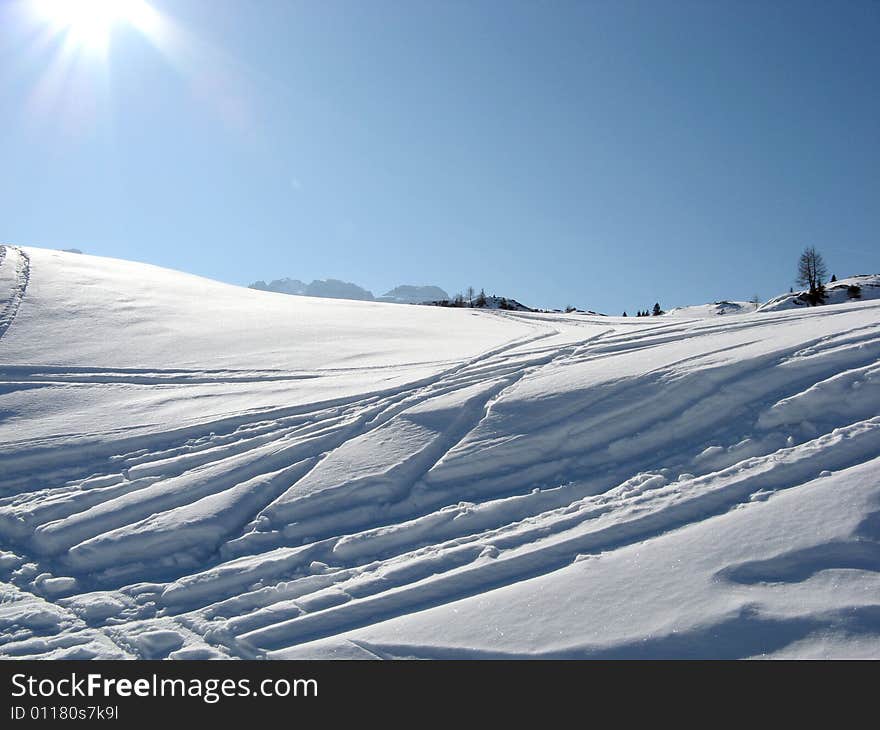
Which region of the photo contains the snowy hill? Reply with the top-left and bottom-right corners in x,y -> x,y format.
424,294 -> 534,311
759,275 -> 880,312
2,244 -> 880,659
477,294 -> 533,311
664,300 -> 757,318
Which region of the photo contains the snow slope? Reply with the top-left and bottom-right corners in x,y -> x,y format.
1,245 -> 879,659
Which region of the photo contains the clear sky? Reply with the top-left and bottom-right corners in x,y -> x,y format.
1,0 -> 878,313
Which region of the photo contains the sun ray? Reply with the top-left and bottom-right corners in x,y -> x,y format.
30,0 -> 161,55
22,0 -> 255,136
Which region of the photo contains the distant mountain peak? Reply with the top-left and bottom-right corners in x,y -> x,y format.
305,279 -> 374,301
249,277 -> 453,305
379,285 -> 450,304
250,277 -> 307,295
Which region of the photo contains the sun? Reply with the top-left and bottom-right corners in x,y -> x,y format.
32,0 -> 156,54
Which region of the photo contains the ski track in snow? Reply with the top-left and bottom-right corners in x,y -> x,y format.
1,246 -> 880,659
0,246 -> 30,342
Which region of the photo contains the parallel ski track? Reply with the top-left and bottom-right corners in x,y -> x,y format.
2,305 -> 880,658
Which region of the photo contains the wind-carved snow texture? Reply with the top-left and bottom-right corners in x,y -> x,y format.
1,245 -> 880,659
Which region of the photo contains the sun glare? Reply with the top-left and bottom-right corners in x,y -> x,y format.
24,0 -> 242,135
32,0 -> 159,54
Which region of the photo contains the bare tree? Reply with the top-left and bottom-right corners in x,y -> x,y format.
796,246 -> 828,293
466,286 -> 475,307
749,294 -> 761,309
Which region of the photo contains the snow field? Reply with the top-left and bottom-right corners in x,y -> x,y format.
1,245 -> 879,659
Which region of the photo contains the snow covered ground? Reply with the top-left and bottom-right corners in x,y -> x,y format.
1,244 -> 879,659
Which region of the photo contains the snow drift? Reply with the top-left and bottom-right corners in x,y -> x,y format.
1,245 -> 879,659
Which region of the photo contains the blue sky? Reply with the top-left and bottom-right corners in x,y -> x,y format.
1,0 -> 878,313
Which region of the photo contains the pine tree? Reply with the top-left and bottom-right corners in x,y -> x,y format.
652,302 -> 662,316
796,247 -> 828,305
